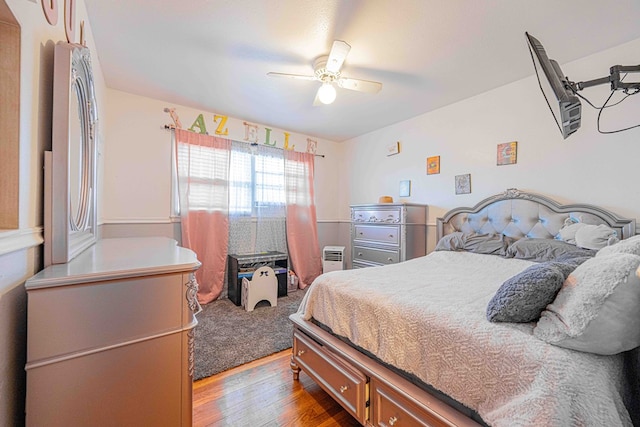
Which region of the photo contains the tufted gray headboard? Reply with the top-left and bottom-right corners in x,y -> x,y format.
436,188 -> 636,243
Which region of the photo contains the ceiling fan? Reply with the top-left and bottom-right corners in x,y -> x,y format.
267,40 -> 382,105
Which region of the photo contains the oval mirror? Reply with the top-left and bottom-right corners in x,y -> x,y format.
45,42 -> 98,265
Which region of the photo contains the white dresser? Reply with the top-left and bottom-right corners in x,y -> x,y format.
350,203 -> 427,268
24,237 -> 201,427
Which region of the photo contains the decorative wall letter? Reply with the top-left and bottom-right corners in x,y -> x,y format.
283,132 -> 295,150
41,0 -> 59,25
189,114 -> 208,134
263,128 -> 277,146
306,138 -> 317,154
164,107 -> 183,129
64,0 -> 76,43
243,122 -> 258,143
213,115 -> 229,135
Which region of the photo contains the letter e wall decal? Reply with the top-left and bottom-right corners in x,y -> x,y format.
243,122 -> 259,142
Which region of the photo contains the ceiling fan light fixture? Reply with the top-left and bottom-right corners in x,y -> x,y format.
318,83 -> 337,104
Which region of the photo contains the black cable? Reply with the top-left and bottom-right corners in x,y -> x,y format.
596,89 -> 640,134
566,73 -> 640,134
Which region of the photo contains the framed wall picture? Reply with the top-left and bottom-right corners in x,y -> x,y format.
455,174 -> 471,195
399,180 -> 411,197
427,156 -> 440,175
386,141 -> 400,156
497,141 -> 517,166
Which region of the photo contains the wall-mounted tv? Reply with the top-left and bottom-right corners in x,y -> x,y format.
525,32 -> 581,139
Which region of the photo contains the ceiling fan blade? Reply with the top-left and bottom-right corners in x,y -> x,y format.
326,40 -> 351,73
337,77 -> 382,93
267,72 -> 317,81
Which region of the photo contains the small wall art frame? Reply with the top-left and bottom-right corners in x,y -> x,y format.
399,180 -> 411,197
386,141 -> 400,156
427,156 -> 440,175
455,174 -> 471,195
497,141 -> 517,166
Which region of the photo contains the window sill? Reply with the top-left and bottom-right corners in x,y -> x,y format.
0,227 -> 44,257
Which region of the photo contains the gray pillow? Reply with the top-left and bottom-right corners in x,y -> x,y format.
434,232 -> 465,251
505,238 -> 596,262
487,262 -> 569,323
435,232 -> 513,256
554,254 -> 594,269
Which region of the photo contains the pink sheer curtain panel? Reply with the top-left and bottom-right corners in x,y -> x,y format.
285,150 -> 322,288
175,129 -> 231,304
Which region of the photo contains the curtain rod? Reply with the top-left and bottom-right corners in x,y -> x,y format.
164,125 -> 325,158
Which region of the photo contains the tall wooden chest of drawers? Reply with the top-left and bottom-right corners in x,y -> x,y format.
350,203 -> 427,268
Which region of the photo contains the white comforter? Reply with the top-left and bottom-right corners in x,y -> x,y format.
299,251 -> 632,427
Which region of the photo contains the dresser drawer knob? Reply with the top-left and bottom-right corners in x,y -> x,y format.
389,416 -> 398,425
339,385 -> 349,393
389,234 -> 394,238
357,252 -> 363,256
359,232 -> 364,235
387,257 -> 393,261
297,349 -> 305,357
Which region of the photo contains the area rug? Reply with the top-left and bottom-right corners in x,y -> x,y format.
193,288 -> 306,381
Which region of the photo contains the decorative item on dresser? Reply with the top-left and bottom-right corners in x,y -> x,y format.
350,203 -> 427,269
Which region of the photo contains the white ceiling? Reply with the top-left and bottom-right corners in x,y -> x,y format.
84,0 -> 640,142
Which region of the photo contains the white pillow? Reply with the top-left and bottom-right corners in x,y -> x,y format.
573,224 -> 618,250
558,222 -> 587,244
533,253 -> 640,355
597,234 -> 640,257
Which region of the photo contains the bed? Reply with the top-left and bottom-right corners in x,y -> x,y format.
289,189 -> 640,427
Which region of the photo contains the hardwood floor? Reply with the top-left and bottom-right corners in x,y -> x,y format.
193,349 -> 360,427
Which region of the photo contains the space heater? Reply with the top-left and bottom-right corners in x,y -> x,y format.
322,246 -> 345,273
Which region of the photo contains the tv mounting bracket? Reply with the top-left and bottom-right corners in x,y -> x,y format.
568,64 -> 640,91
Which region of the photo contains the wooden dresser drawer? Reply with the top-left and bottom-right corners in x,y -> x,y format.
353,224 -> 400,245
353,246 -> 400,265
371,379 -> 455,427
352,208 -> 401,223
293,331 -> 368,424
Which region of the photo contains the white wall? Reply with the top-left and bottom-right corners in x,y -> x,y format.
1,0 -> 107,425
340,38 -> 640,250
102,89 -> 343,225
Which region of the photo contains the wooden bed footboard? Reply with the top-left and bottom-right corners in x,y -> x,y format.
290,313 -> 482,427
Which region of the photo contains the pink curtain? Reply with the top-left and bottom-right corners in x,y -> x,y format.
284,150 -> 322,288
175,129 -> 231,304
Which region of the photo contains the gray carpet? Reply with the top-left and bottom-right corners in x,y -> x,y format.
193,288 -> 306,381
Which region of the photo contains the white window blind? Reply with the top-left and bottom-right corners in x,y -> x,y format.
176,142 -> 229,212
173,138 -> 288,216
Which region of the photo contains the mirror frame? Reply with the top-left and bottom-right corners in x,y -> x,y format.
45,41 -> 98,266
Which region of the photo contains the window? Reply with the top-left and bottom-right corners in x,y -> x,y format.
176,143 -> 229,211
229,148 -> 285,215
172,137 -> 286,217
